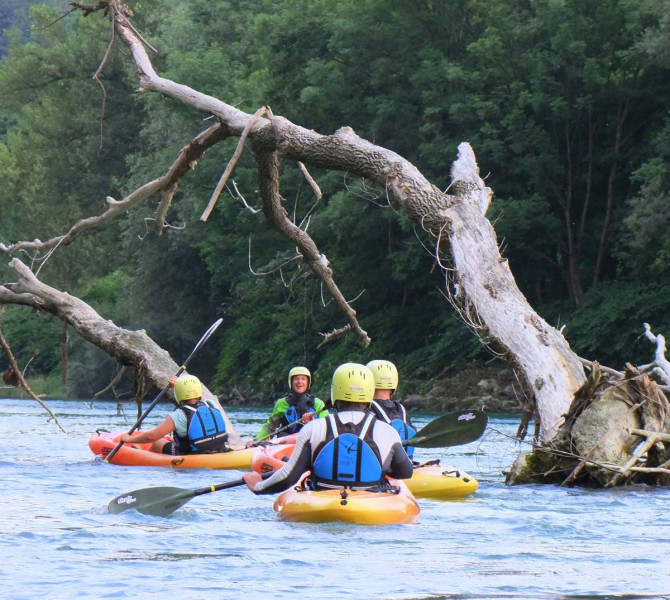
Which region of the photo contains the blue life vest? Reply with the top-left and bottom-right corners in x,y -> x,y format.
280,393 -> 316,434
370,400 -> 417,458
312,413 -> 384,489
390,419 -> 417,459
175,400 -> 228,454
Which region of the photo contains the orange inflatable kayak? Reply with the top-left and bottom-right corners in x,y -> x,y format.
252,443 -> 478,499
89,430 -> 254,470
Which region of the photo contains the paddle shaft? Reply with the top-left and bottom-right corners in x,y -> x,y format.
109,472 -> 272,516
249,406 -> 331,446
191,470 -> 273,497
105,318 -> 223,463
249,420 -> 300,446
252,408 -> 487,449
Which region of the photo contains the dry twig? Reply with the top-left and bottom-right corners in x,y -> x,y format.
0,318 -> 66,432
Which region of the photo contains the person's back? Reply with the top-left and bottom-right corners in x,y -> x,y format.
307,409 -> 409,490
120,373 -> 234,454
173,400 -> 228,454
366,359 -> 417,458
244,363 -> 414,495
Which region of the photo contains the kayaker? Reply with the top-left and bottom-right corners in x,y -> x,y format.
243,362 -> 414,494
252,366 -> 328,441
366,359 -> 418,459
119,373 -> 244,454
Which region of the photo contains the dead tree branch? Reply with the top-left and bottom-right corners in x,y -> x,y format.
297,161 -> 322,201
0,258 -> 243,443
200,106 -> 268,222
0,123 -> 230,257
638,323 -> 670,385
0,315 -> 65,432
256,149 -> 370,346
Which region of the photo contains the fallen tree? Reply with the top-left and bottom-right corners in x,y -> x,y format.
507,326 -> 670,487
1,0 -> 668,485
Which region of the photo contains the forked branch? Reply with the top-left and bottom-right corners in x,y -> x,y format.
256,149 -> 370,346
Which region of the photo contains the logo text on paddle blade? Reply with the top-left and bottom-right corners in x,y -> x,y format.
116,494 -> 137,505
458,412 -> 476,421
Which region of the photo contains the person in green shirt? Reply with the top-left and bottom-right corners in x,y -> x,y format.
254,366 -> 327,440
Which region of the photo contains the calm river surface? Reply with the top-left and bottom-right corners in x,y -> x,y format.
1,397 -> 668,600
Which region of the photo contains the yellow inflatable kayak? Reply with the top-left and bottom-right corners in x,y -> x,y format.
89,430 -> 254,470
253,444 -> 478,499
408,461 -> 478,499
274,475 -> 420,524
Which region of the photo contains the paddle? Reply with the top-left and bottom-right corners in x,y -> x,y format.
247,419 -> 302,447
104,318 -> 224,464
401,409 -> 488,448
108,409 -> 487,517
108,472 -> 273,517
249,408 -> 487,449
247,403 -> 332,447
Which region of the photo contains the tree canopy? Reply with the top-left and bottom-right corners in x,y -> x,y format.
1,0 -> 670,403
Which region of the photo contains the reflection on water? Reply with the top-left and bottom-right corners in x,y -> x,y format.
0,398 -> 669,600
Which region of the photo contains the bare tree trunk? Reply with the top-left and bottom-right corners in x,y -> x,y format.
0,258 -> 243,444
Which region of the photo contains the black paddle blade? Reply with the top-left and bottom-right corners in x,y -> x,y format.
108,486 -> 197,517
108,476 -> 251,517
405,409 -> 488,448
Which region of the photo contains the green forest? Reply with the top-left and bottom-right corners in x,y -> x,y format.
1,0 -> 670,403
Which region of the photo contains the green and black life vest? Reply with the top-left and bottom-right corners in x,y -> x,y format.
280,392 -> 316,434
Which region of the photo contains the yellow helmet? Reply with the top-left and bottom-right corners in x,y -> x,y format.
174,374 -> 203,403
288,366 -> 311,389
331,363 -> 374,404
366,360 -> 398,392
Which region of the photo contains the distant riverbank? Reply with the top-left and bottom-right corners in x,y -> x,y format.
219,362 -> 521,414
3,362 -> 521,414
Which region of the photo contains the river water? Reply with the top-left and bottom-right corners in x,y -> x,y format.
0,397 -> 668,600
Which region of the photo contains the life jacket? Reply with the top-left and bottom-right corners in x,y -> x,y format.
280,392 -> 316,435
370,400 -> 417,459
311,413 -> 384,490
174,400 -> 228,454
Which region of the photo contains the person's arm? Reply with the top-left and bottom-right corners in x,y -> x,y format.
254,398 -> 289,440
119,416 -> 175,444
244,429 -> 313,494
314,397 -> 329,418
387,441 -> 415,480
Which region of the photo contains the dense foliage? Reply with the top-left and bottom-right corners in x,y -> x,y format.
1,0 -> 669,401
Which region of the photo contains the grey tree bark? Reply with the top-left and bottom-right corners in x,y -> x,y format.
0,258 -> 243,444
